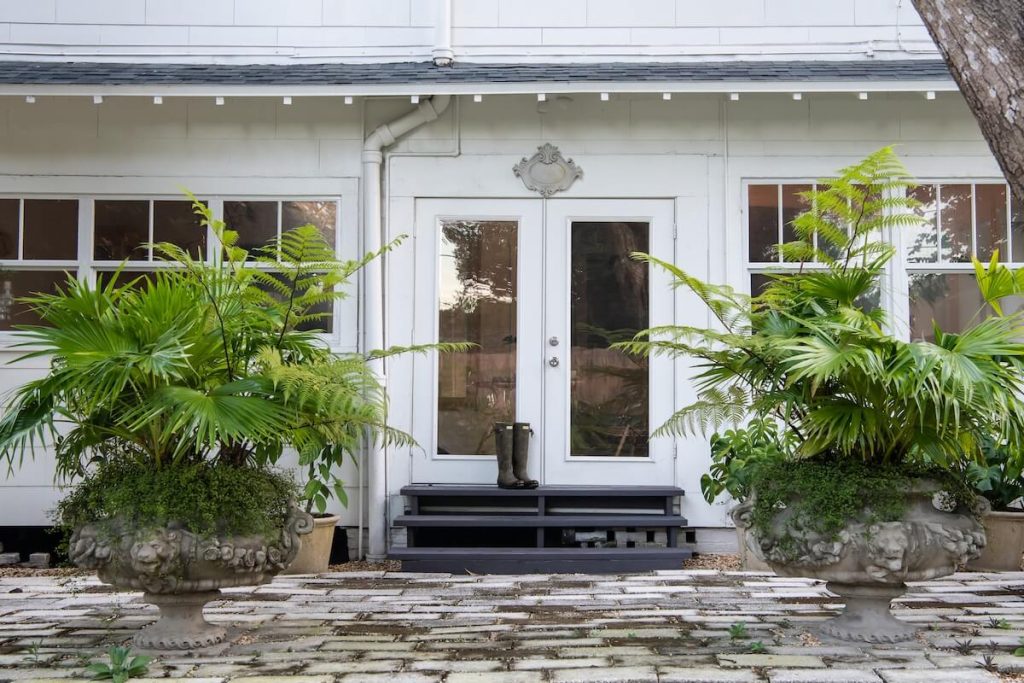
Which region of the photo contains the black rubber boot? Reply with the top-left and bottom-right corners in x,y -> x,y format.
512,422 -> 539,489
494,423 -> 524,489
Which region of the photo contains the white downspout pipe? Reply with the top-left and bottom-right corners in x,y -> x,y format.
363,94 -> 452,561
432,0 -> 454,67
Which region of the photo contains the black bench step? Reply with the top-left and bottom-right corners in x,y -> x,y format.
401,484 -> 684,498
388,546 -> 693,574
394,514 -> 688,528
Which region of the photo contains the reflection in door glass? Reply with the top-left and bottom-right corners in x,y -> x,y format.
437,220 -> 517,455
570,222 -> 649,457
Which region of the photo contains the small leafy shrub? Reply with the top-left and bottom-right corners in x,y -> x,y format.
701,418 -> 795,504
57,458 -> 296,538
748,641 -> 766,654
85,646 -> 151,682
968,435 -> 1024,512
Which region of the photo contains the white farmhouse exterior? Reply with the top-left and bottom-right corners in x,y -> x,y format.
0,1 -> 1011,566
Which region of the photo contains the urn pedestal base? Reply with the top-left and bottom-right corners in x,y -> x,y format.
820,582 -> 916,643
135,591 -> 226,649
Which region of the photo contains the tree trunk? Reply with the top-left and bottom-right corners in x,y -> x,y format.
911,0 -> 1024,205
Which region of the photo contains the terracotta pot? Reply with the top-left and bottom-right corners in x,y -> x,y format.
69,505 -> 313,649
283,514 -> 340,575
733,481 -> 985,643
968,510 -> 1024,571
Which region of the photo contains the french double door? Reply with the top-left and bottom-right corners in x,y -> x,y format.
410,198 -> 676,486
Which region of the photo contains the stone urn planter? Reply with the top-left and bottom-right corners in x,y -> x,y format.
283,513 -> 339,574
732,482 -> 986,643
968,510 -> 1024,571
69,506 -> 314,649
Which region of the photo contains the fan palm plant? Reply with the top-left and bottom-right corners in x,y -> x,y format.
0,197 -> 466,531
617,147 -> 1024,549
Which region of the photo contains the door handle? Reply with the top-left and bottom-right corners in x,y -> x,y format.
548,357 -> 560,368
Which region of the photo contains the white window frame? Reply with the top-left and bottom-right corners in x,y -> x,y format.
0,178 -> 358,352
743,178 -> 1018,341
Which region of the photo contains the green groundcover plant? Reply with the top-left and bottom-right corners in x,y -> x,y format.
618,147 -> 1024,554
0,197 -> 466,536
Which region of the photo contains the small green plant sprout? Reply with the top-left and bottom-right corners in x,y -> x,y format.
728,622 -> 750,640
626,631 -> 637,639
1014,637 -> 1024,657
989,617 -> 1012,630
25,641 -> 42,663
749,641 -> 767,654
85,646 -> 152,682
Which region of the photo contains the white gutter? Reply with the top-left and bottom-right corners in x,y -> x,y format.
363,94 -> 452,561
0,81 -> 958,98
432,0 -> 454,67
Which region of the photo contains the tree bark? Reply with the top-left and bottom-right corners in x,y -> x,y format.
911,0 -> 1024,205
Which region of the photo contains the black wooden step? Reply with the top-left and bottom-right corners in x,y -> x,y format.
401,484 -> 684,498
388,546 -> 693,574
394,514 -> 689,528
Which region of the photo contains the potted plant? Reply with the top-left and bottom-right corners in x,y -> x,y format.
966,436 -> 1024,571
619,147 -> 1024,642
0,199 -> 417,648
283,446 -> 346,574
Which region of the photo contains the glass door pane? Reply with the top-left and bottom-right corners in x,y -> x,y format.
569,221 -> 649,457
437,220 -> 517,456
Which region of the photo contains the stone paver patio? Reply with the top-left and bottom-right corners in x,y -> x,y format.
2,569 -> 1024,682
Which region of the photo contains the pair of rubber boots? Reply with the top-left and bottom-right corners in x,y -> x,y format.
494,422 -> 539,489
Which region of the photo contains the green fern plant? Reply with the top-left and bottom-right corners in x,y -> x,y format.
618,147 -> 1024,471
0,196 -> 469,525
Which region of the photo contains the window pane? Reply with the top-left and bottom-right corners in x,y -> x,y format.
224,201 -> 277,256
0,270 -> 68,330
95,200 -> 149,261
748,185 -> 779,262
1012,192 -> 1024,263
0,199 -> 17,260
781,184 -> 811,262
154,201 -> 206,259
437,220 -> 517,456
909,273 -> 988,341
751,273 -> 773,296
907,185 -> 938,263
23,200 -> 77,260
939,184 -> 972,263
976,184 -> 1008,262
96,270 -> 154,290
570,221 -> 649,458
283,201 -> 337,248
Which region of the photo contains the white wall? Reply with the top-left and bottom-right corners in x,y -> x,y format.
0,0 -> 937,63
0,89 -> 998,540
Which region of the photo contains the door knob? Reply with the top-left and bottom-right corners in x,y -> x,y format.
548,357 -> 560,367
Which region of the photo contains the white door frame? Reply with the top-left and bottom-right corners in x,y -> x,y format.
409,196 -> 678,487
541,198 -> 677,485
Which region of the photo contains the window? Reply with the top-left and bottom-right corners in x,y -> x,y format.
0,196 -> 342,336
436,219 -> 517,456
0,198 -> 79,330
746,181 -> 1024,343
224,200 -> 338,332
747,183 -> 821,296
905,183 -> 1024,341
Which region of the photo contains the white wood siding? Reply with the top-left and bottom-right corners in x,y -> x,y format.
0,90 -> 996,531
0,0 -> 937,63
